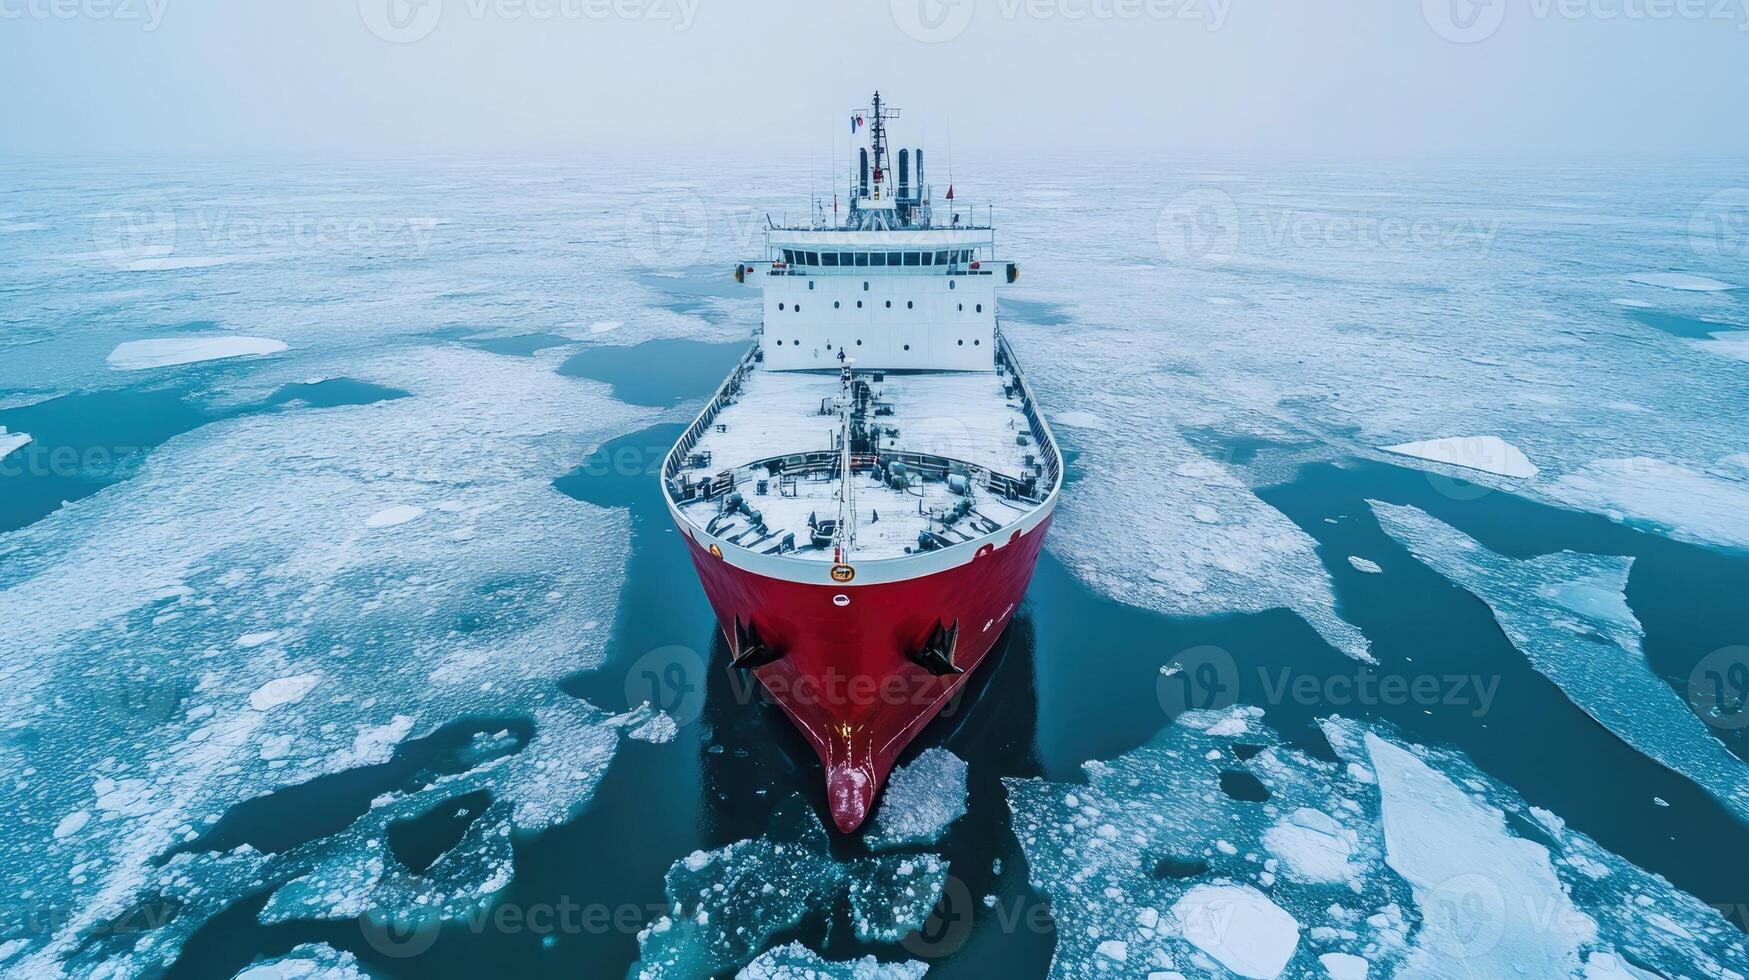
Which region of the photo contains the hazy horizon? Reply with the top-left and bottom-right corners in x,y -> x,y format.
4,0 -> 1747,160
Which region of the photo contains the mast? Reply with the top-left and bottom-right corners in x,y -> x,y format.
833,356 -> 857,562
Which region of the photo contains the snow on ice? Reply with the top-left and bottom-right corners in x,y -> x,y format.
866,748 -> 969,852
107,336 -> 289,370
1004,706 -> 1747,979
1371,501 -> 1749,822
1546,456 -> 1749,551
1623,272 -> 1738,292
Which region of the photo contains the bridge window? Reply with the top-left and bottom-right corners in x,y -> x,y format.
855,253 -> 869,266
921,252 -> 933,266
805,251 -> 819,265
782,249 -> 795,263
903,252 -> 921,266
870,253 -> 886,267
936,251 -> 950,264
822,253 -> 839,267
888,252 -> 902,265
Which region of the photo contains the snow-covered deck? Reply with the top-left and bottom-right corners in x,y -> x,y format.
667,344 -> 1052,562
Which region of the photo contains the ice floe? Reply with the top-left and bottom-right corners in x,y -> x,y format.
364,504 -> 426,529
0,344 -> 655,974
1370,501 -> 1749,823
0,426 -> 30,461
866,748 -> 969,852
233,943 -> 368,979
1382,436 -> 1539,479
1624,272 -> 1737,292
633,803 -> 949,979
1347,557 -> 1382,574
1547,456 -> 1749,551
1171,882 -> 1301,978
1004,705 -> 1747,979
736,942 -> 927,980
107,336 -> 289,370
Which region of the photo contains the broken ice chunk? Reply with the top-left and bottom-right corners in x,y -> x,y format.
866,748 -> 969,852
735,942 -> 927,980
1382,435 -> 1539,479
1170,883 -> 1301,979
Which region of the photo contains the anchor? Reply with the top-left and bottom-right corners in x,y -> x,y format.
729,616 -> 782,670
911,619 -> 963,676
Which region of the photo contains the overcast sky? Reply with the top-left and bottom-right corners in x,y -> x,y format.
3,0 -> 1746,159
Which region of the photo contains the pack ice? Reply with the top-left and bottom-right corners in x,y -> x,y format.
1004,706 -> 1747,979
866,747 -> 969,852
1370,501 -> 1749,824
634,802 -> 949,979
107,336 -> 289,371
0,345 -> 658,976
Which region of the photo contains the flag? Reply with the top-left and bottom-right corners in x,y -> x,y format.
851,114 -> 863,134
945,184 -> 954,201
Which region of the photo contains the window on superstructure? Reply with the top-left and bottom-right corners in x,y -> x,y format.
838,252 -> 852,266
805,251 -> 819,265
855,253 -> 869,267
887,252 -> 902,265
903,252 -> 921,266
936,251 -> 950,265
871,253 -> 886,267
823,253 -> 838,267
921,252 -> 933,266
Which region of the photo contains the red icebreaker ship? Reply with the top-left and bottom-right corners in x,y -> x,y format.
662,92 -> 1062,831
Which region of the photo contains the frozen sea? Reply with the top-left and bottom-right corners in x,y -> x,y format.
2,156 -> 1748,978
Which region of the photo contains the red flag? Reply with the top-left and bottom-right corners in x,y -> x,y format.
946,184 -> 954,201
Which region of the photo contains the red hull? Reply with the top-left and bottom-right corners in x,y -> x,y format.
680,514 -> 1052,832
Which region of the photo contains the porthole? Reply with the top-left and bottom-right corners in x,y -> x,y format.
885,300 -> 892,309
776,340 -> 784,345
778,302 -> 785,311
833,594 -> 851,607
949,280 -> 956,290
834,301 -> 841,309
906,301 -> 913,309
793,339 -> 799,345
976,304 -> 983,312
863,282 -> 870,291
974,339 -> 981,346
903,344 -> 911,351
808,281 -> 815,290
957,340 -> 964,346
856,300 -> 863,308
795,304 -> 802,313
826,343 -> 833,350
957,303 -> 963,311
856,339 -> 863,346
